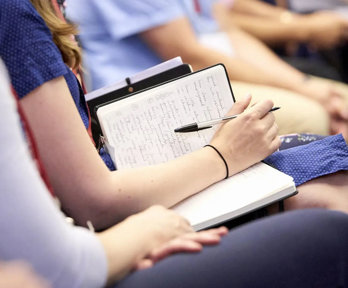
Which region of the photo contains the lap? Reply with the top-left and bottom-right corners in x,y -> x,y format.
230,81 -> 330,135
117,209 -> 348,288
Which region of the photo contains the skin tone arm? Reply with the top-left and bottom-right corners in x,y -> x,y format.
214,0 -> 348,49
275,0 -> 288,8
97,205 -> 228,284
0,262 -> 50,288
222,0 -> 288,18
141,18 -> 306,91
21,77 -> 279,230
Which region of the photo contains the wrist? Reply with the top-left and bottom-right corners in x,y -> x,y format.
204,145 -> 229,179
296,16 -> 321,43
200,145 -> 228,181
279,11 -> 295,24
295,76 -> 331,104
288,15 -> 312,42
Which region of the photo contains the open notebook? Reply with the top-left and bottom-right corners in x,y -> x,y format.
172,162 -> 295,231
96,64 -> 296,230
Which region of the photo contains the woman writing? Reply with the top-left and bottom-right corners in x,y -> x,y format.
1,58 -> 348,287
0,0 -> 281,230
0,0 -> 347,233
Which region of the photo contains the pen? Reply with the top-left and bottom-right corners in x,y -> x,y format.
174,107 -> 280,133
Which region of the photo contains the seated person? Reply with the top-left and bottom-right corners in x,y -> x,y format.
1,0 -> 348,233
215,0 -> 348,82
215,0 -> 348,52
1,58 -> 348,288
289,0 -> 348,16
66,0 -> 348,138
285,0 -> 348,84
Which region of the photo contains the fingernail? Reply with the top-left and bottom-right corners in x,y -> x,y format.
244,93 -> 252,100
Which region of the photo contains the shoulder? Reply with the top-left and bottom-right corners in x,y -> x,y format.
1,0 -> 25,11
68,0 -> 185,20
0,0 -> 48,34
71,0 -> 186,39
0,0 -> 68,99
0,0 -> 38,18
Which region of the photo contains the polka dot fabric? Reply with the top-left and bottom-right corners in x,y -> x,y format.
0,0 -> 115,170
0,0 -> 67,99
264,134 -> 348,186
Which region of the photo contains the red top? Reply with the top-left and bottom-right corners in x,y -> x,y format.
12,87 -> 55,196
51,0 -> 65,21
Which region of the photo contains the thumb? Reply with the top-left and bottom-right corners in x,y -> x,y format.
134,258 -> 154,271
228,94 -> 252,116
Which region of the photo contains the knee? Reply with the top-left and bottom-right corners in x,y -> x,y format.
277,100 -> 330,135
284,209 -> 348,240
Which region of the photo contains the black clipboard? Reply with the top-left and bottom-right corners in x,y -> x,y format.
88,63 -> 193,144
94,63 -> 235,141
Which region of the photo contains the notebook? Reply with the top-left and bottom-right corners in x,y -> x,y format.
96,64 -> 296,230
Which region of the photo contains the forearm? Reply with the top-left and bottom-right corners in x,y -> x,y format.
141,17 -> 302,89
77,146 -> 226,230
108,147 -> 225,214
221,13 -> 308,46
173,42 -> 303,91
97,205 -> 195,285
231,0 -> 286,19
97,220 -> 149,284
97,216 -> 159,284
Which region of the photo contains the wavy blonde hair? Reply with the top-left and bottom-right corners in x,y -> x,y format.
30,0 -> 81,70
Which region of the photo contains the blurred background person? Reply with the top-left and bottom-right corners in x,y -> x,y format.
66,0 -> 348,138
289,0 -> 348,16
215,0 -> 348,81
286,0 -> 348,88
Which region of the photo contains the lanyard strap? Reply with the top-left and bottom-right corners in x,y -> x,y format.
11,87 -> 55,196
51,0 -> 65,21
193,0 -> 201,13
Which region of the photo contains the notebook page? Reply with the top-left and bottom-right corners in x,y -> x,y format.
172,162 -> 294,228
97,65 -> 233,168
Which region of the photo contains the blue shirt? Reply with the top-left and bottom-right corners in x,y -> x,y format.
66,0 -> 219,90
0,0 -> 115,170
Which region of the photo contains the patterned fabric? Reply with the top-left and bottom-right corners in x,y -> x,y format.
0,0 -> 115,170
279,133 -> 327,150
264,134 -> 348,186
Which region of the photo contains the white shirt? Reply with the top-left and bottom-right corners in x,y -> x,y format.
0,59 -> 107,288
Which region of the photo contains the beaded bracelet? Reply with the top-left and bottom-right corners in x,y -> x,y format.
204,144 -> 229,179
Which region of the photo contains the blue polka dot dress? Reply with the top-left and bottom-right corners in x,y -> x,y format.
265,134 -> 348,186
0,0 -> 115,170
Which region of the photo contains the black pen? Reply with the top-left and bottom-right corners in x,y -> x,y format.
174,107 -> 280,133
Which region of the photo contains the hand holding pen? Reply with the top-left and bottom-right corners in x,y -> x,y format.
174,107 -> 280,133
203,97 -> 281,177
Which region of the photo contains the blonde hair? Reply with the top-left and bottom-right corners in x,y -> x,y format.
30,0 -> 81,70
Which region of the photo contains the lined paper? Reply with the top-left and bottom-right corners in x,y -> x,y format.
98,65 -> 233,168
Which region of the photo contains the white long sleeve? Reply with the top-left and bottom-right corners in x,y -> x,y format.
0,60 -> 108,288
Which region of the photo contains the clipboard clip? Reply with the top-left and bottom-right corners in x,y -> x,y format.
125,77 -> 134,93
97,135 -> 106,152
